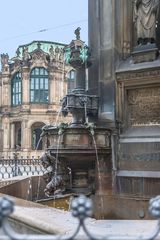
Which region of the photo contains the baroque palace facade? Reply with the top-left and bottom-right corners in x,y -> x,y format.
0,41 -> 75,158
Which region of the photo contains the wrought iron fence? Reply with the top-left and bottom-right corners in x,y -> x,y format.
0,195 -> 160,240
0,156 -> 45,180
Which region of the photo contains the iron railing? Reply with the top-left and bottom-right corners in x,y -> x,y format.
0,156 -> 44,180
0,195 -> 160,240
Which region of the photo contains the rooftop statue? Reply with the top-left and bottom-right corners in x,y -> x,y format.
74,27 -> 81,40
133,0 -> 160,45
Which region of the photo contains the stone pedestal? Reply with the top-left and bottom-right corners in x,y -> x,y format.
132,44 -> 158,64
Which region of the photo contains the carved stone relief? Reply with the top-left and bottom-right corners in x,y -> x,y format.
127,87 -> 160,126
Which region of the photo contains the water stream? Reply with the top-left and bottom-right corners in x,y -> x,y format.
55,107 -> 62,126
35,137 -> 42,151
92,135 -> 105,219
27,177 -> 32,201
36,174 -> 41,201
54,134 -> 61,177
84,100 -> 88,123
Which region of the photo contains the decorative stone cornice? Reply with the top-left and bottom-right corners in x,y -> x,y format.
116,67 -> 160,81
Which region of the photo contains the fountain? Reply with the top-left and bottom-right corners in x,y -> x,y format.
40,28 -> 112,218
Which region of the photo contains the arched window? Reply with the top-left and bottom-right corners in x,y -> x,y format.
30,67 -> 49,103
11,72 -> 22,106
67,70 -> 76,93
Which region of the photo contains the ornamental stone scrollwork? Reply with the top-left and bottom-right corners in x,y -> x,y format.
30,49 -> 49,66
10,59 -> 22,73
127,87 -> 160,126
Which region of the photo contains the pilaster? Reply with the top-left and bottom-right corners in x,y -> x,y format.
21,120 -> 31,150
2,73 -> 11,108
10,123 -> 15,149
2,116 -> 10,150
21,66 -> 30,111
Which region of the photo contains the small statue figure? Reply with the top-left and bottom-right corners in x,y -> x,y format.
59,48 -> 64,61
44,174 -> 64,197
74,27 -> 81,40
16,48 -> 21,58
80,45 -> 89,63
40,152 -> 68,196
133,0 -> 160,45
1,53 -> 9,67
23,47 -> 30,63
37,42 -> 41,49
55,46 -> 60,61
49,45 -> 56,61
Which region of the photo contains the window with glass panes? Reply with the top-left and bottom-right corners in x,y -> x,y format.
11,72 -> 22,106
67,70 -> 76,93
30,67 -> 49,103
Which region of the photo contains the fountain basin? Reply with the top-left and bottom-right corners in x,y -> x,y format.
46,126 -> 110,149
42,126 -> 112,198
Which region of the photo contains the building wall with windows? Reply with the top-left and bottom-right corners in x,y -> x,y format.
0,41 -> 76,158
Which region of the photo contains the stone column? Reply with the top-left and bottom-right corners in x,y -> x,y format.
10,123 -> 15,149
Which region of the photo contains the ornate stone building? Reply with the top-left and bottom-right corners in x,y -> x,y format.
0,41 -> 75,158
